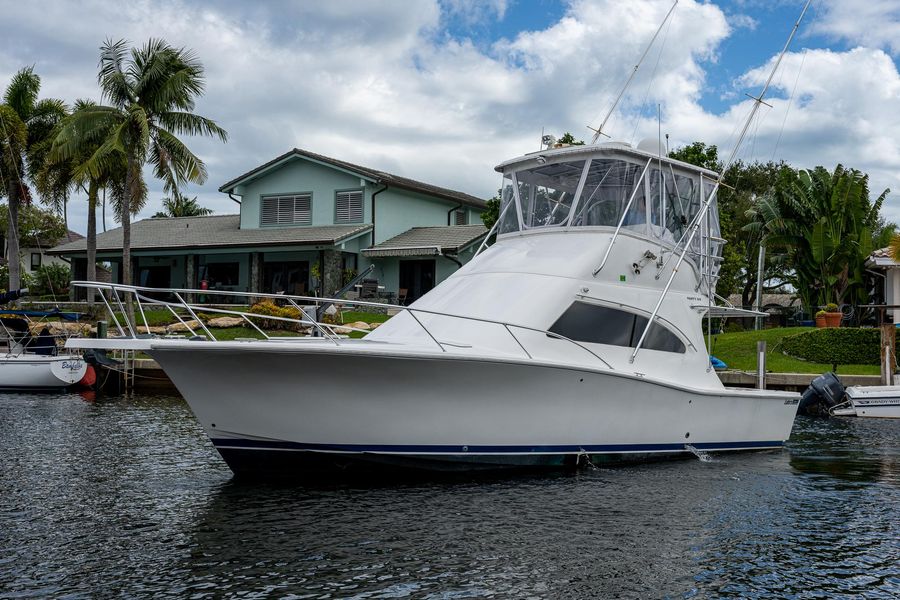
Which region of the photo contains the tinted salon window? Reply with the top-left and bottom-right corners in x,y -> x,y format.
549,301 -> 685,353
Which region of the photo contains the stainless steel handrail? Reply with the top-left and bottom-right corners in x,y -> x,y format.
72,281 -> 614,370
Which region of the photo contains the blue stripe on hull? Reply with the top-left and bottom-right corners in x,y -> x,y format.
210,438 -> 784,453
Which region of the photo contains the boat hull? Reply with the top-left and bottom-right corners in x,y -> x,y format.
0,355 -> 87,389
150,344 -> 799,478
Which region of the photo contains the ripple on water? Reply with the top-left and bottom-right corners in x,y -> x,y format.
1,395 -> 899,598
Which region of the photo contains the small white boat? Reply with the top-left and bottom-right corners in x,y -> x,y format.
831,386 -> 900,419
0,301 -> 88,389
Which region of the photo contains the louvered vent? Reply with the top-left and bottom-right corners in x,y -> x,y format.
454,209 -> 467,225
261,195 -> 312,226
335,190 -> 364,223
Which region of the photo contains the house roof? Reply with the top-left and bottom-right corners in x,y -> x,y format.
362,225 -> 488,258
48,214 -> 372,255
28,229 -> 84,249
220,148 -> 487,210
868,246 -> 899,268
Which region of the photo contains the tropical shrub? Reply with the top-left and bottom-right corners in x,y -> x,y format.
746,165 -> 890,314
29,263 -> 71,297
246,300 -> 303,331
781,327 -> 894,368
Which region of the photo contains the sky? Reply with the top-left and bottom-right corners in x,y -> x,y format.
2,0 -> 899,234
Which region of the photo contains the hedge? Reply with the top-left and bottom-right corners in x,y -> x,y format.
780,327 -> 896,366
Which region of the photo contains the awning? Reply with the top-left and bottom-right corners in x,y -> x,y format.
362,245 -> 442,258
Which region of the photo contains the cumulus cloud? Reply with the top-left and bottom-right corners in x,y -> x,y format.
1,0 -> 899,230
811,0 -> 900,56
441,0 -> 508,24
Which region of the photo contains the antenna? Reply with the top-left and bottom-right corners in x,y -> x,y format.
588,0 -> 678,144
629,0 -> 813,364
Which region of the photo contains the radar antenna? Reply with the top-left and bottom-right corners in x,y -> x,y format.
588,0 -> 678,144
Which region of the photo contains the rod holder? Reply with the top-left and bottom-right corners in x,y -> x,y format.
756,340 -> 766,390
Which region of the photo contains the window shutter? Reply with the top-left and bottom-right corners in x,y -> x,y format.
336,190 -> 363,223
261,194 -> 311,226
454,209 -> 467,225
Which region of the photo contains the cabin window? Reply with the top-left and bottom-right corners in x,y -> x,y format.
335,190 -> 364,224
548,301 -> 686,353
261,194 -> 312,226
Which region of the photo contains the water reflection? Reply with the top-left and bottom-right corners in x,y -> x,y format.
1,393 -> 898,597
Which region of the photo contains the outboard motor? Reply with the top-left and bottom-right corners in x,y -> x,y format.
798,372 -> 845,417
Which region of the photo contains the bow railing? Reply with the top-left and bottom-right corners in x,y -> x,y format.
71,281 -> 613,370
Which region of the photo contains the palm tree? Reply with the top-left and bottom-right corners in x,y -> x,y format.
0,67 -> 67,292
46,99 -> 130,304
152,189 -> 213,218
53,39 -> 227,293
746,164 -> 887,312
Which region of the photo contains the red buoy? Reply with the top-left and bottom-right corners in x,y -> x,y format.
77,364 -> 97,388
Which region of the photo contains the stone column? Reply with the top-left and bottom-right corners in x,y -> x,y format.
249,252 -> 263,302
322,249 -> 343,297
185,254 -> 196,303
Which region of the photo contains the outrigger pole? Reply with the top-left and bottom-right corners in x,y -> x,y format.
630,0 -> 813,364
589,0 -> 678,144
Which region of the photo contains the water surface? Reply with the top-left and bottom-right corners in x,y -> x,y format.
1,392 -> 898,598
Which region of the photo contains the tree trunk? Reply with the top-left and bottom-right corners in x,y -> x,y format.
86,180 -> 98,306
6,180 -> 20,295
122,156 -> 137,325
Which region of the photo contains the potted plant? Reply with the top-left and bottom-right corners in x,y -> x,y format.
815,309 -> 827,328
824,303 -> 842,328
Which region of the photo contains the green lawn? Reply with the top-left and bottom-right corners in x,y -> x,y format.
341,310 -> 391,324
710,326 -> 879,375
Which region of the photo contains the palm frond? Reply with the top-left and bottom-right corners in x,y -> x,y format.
157,111 -> 227,142
3,66 -> 40,120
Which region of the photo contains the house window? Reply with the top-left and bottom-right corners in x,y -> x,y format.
548,301 -> 685,353
261,194 -> 312,226
31,253 -> 41,270
335,190 -> 364,223
454,209 -> 467,225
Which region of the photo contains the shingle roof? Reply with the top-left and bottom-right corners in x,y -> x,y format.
362,225 -> 488,257
48,214 -> 372,255
220,148 -> 487,210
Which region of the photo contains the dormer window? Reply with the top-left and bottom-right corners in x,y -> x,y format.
261,194 -> 311,226
335,190 -> 364,223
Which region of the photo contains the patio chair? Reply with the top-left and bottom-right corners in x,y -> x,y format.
360,279 -> 379,299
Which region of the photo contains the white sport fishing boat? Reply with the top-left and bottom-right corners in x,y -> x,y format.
69,139 -> 800,476
69,1 -> 811,477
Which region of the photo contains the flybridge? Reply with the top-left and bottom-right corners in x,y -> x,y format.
488,142 -> 725,294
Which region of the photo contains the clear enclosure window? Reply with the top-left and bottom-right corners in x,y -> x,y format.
516,160 -> 585,228
571,160 -> 645,228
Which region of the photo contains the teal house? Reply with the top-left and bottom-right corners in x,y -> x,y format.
51,148 -> 488,303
